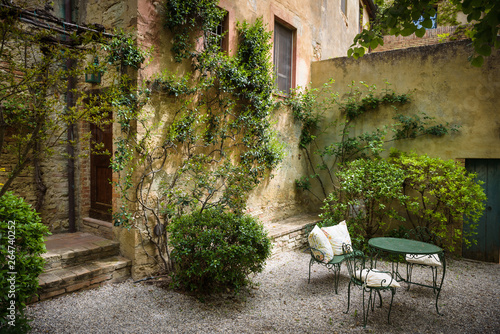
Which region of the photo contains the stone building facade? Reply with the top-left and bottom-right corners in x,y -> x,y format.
2,0 -> 375,278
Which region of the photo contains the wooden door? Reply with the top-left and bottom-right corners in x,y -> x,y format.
463,159 -> 500,263
90,120 -> 113,221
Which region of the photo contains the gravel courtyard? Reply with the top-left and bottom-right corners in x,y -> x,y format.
27,249 -> 500,333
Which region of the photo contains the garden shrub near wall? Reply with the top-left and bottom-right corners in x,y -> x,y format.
320,158 -> 407,252
0,192 -> 49,332
319,152 -> 487,253
169,208 -> 272,294
389,150 -> 486,252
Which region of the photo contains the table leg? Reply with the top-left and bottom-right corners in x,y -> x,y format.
435,251 -> 446,316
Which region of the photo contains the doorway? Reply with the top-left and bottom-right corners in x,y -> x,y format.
463,159 -> 500,263
89,118 -> 113,222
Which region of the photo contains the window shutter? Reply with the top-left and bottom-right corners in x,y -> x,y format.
274,23 -> 293,94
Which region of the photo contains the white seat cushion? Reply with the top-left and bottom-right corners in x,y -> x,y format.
321,221 -> 352,255
405,253 -> 442,267
308,225 -> 334,262
355,269 -> 401,288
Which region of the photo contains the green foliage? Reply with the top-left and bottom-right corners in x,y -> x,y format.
389,150 -> 487,252
351,0 -> 500,66
104,30 -> 146,68
286,80 -> 455,201
0,3 -> 147,206
113,10 -> 282,273
169,208 -> 272,293
0,192 -> 49,332
163,0 -> 225,62
319,158 -> 407,252
436,0 -> 461,26
392,112 -> 460,139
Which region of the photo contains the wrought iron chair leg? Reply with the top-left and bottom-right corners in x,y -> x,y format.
333,263 -> 340,294
387,288 -> 396,325
344,280 -> 352,314
370,289 -> 376,312
362,288 -> 369,327
308,258 -> 314,284
376,290 -> 383,308
406,263 -> 413,291
431,266 -> 438,294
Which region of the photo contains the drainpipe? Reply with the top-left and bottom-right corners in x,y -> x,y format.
65,0 -> 76,233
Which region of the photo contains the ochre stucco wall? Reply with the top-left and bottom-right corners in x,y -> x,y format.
310,39 -> 500,195
135,0 -> 367,223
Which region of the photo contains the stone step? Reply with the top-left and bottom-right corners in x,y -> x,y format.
43,232 -> 120,271
81,217 -> 113,240
264,213 -> 320,256
35,255 -> 131,302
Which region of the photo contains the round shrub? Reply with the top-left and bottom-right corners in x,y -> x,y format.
169,208 -> 272,293
0,192 -> 49,332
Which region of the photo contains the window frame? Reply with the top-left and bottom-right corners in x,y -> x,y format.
273,19 -> 296,96
204,8 -> 229,52
341,0 -> 348,17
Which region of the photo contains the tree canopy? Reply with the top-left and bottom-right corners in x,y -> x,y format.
350,0 -> 500,66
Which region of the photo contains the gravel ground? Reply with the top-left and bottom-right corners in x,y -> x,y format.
27,249 -> 500,334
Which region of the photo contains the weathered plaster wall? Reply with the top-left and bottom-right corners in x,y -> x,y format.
319,0 -> 366,60
136,0 -> 363,223
310,39 -> 500,195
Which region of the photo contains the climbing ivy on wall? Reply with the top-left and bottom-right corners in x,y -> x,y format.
112,0 -> 283,272
286,80 -> 459,202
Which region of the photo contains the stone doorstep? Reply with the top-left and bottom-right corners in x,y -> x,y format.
39,256 -> 131,289
43,238 -> 120,270
34,256 -> 132,302
81,217 -> 113,240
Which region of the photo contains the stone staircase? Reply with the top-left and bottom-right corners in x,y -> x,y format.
32,213 -> 320,302
34,232 -> 131,302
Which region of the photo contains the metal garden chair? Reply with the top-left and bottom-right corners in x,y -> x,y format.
306,224 -> 352,294
404,226 -> 443,292
343,244 -> 400,327
307,246 -> 350,294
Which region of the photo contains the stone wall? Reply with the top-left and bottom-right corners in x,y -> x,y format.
371,26 -> 469,53
0,125 -> 71,233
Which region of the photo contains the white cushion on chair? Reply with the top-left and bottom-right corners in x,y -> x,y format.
321,221 -> 352,255
308,225 -> 334,262
355,269 -> 401,288
405,254 -> 442,267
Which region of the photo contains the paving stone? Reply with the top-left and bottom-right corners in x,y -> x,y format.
90,274 -> 112,285
65,281 -> 91,293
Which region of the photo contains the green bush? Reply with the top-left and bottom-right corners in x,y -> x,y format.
390,150 -> 487,252
169,208 -> 272,293
0,192 -> 49,332
320,158 -> 407,252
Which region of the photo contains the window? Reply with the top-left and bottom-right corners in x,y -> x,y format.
205,10 -> 229,52
273,22 -> 294,95
341,0 -> 347,16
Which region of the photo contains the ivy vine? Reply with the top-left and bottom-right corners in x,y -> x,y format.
285,80 -> 459,201
112,1 -> 283,272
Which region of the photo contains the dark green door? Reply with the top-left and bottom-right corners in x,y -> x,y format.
464,159 -> 500,263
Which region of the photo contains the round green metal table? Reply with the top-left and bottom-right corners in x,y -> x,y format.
368,237 -> 446,316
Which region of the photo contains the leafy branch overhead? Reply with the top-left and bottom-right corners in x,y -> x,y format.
351,0 -> 500,66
